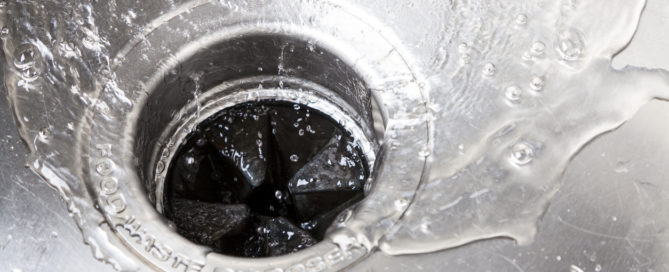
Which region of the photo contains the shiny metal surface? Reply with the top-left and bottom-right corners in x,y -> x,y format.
2,0 -> 669,271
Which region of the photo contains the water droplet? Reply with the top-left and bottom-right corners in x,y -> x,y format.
511,142 -> 535,165
556,255 -> 562,261
394,197 -> 410,211
570,265 -> 584,272
290,154 -> 299,162
595,264 -> 602,272
307,42 -> 316,52
196,138 -> 206,147
530,41 -> 546,56
0,27 -> 8,38
38,127 -> 51,141
555,28 -> 585,61
293,104 -> 301,110
420,221 -> 431,234
515,14 -> 528,25
49,231 -> 58,238
530,76 -> 545,91
298,129 -> 305,136
419,146 -> 430,157
459,54 -> 471,65
612,216 -> 617,221
336,209 -> 352,223
505,86 -> 522,103
66,122 -> 75,130
458,43 -> 469,53
13,44 -> 39,69
185,156 -> 195,166
257,67 -> 263,72
156,161 -> 165,174
275,190 -> 283,199
482,63 -> 496,76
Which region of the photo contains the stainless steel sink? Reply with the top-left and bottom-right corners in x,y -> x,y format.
2,0 -> 669,271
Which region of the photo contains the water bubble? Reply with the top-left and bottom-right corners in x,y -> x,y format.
556,255 -> 562,261
530,76 -> 545,91
293,104 -> 301,110
275,190 -> 283,199
290,154 -> 299,162
515,14 -> 528,25
38,127 -> 51,141
595,264 -> 602,272
555,28 -> 585,61
482,63 -> 497,76
510,142 -> 535,165
298,129 -> 305,136
13,44 -> 39,69
505,86 -> 522,103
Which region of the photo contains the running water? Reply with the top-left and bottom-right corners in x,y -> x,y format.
2,0 -> 669,270
373,0 -> 669,254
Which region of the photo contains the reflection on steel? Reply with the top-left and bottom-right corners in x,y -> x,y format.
1,0 -> 669,271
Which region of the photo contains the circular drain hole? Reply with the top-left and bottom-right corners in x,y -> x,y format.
163,101 -> 370,257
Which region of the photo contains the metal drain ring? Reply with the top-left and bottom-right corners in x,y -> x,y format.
80,0 -> 429,270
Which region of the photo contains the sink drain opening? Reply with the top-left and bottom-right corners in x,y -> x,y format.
163,101 -> 371,257
129,33 -> 389,263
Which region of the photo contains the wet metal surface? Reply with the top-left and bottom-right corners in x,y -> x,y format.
2,0 -> 669,271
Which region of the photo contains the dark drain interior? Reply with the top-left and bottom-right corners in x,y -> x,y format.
163,101 -> 369,257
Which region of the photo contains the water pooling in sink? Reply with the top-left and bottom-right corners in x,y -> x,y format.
2,0 -> 669,270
